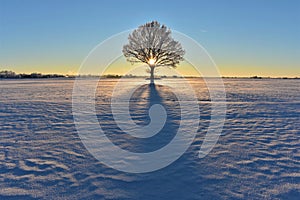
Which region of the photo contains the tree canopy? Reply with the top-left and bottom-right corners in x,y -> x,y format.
123,21 -> 185,68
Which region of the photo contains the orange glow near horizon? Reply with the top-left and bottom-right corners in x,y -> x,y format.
99,56 -> 300,78
4,56 -> 299,78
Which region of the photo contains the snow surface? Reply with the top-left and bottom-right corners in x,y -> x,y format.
0,78 -> 299,199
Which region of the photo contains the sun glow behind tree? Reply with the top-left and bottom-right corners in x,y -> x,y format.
123,21 -> 185,84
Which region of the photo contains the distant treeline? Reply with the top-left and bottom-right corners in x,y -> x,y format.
222,75 -> 299,79
0,70 -> 299,79
0,71 -> 136,79
0,70 -> 66,79
0,70 -> 185,79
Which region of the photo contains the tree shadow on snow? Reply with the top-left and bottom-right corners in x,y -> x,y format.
98,84 -> 181,153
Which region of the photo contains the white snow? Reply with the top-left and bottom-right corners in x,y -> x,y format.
0,78 -> 299,199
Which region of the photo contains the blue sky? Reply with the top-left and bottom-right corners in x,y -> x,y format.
0,0 -> 299,77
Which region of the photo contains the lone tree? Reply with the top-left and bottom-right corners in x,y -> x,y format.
123,21 -> 185,85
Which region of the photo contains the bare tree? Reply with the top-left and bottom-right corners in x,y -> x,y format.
123,21 -> 185,85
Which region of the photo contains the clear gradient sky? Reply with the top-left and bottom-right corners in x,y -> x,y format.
0,0 -> 299,77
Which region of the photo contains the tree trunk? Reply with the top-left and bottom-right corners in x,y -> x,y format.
150,66 -> 155,85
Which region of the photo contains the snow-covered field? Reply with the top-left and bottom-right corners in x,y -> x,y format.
0,78 -> 299,199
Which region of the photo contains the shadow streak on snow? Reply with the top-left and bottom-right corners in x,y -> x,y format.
97,84 -> 181,153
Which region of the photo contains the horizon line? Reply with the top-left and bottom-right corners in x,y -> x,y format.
0,71 -> 299,79
0,69 -> 299,79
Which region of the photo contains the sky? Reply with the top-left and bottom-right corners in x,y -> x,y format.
0,0 -> 299,77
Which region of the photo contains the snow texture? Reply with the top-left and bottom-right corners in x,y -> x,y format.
0,78 -> 299,199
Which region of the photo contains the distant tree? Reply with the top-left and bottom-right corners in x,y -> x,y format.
0,70 -> 16,78
123,21 -> 185,85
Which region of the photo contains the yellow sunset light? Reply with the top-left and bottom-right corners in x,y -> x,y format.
148,58 -> 156,65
